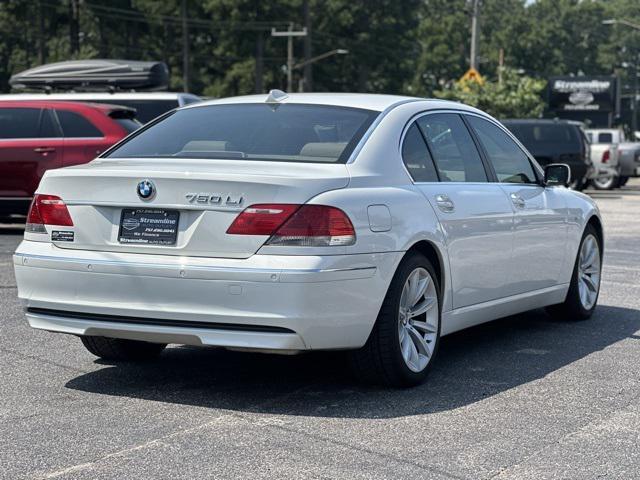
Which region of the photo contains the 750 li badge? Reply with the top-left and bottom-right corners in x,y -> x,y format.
185,193 -> 243,206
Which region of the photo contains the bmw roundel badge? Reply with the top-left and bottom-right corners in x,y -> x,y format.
137,179 -> 155,200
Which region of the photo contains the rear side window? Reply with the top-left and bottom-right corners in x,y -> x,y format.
107,104 -> 378,164
416,113 -> 487,182
40,109 -> 61,137
598,133 -> 613,143
56,110 -> 103,137
467,116 -> 537,184
401,124 -> 439,182
0,108 -> 41,138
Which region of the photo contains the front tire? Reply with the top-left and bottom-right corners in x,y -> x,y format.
546,224 -> 602,321
80,336 -> 167,361
350,252 -> 441,387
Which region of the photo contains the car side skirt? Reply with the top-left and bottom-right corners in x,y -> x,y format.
442,284 -> 569,336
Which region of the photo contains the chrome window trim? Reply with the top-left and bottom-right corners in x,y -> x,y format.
398,108 -> 544,186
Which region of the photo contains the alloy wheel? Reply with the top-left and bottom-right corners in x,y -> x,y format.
398,267 -> 439,373
578,234 -> 601,310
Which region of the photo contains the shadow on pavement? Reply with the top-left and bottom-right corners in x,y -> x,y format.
66,304 -> 640,418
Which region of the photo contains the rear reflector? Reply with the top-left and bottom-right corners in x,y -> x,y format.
227,204 -> 356,247
26,194 -> 74,233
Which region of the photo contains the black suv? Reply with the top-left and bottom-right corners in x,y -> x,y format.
501,119 -> 592,191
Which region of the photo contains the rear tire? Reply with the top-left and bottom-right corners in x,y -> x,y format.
591,174 -> 618,190
350,252 -> 441,387
80,336 -> 166,361
546,224 -> 601,321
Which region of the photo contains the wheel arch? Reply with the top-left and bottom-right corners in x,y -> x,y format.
405,240 -> 446,297
586,214 -> 604,250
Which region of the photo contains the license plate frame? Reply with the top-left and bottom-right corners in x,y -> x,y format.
118,208 -> 180,245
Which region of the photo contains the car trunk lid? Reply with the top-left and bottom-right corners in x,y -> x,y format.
37,158 -> 350,258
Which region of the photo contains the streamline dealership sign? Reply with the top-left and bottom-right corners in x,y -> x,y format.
548,76 -> 617,112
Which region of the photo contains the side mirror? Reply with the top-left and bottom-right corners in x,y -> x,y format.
544,163 -> 571,187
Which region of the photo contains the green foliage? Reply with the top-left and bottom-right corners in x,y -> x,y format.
435,68 -> 546,119
0,0 -> 638,107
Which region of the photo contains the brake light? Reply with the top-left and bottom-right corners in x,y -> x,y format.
26,194 -> 74,233
226,204 -> 300,236
601,150 -> 610,163
227,204 -> 355,247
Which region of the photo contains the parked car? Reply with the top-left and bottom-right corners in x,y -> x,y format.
501,119 -> 592,191
13,93 -> 603,387
586,128 -> 640,188
617,144 -> 640,186
0,92 -> 201,124
0,100 -> 139,216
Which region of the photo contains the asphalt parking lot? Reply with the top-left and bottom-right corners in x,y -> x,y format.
1,182 -> 640,480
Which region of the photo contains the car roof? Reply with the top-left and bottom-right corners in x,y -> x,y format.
0,99 -> 133,112
0,92 -> 198,101
186,92 -> 470,113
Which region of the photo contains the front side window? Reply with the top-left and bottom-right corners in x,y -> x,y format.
107,104 -> 378,164
56,110 -> 103,137
0,108 -> 41,139
467,116 -> 537,184
416,113 -> 487,182
401,123 -> 439,182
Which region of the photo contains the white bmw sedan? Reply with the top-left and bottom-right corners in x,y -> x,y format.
13,92 -> 603,386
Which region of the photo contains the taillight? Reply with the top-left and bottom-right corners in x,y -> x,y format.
226,204 -> 300,236
601,150 -> 610,163
227,204 -> 356,247
26,194 -> 74,233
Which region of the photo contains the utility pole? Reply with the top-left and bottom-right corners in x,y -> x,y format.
38,0 -> 46,64
633,63 -> 639,133
303,0 -> 312,92
255,33 -> 264,93
469,0 -> 480,70
181,0 -> 190,92
286,23 -> 293,92
69,0 -> 80,56
271,25 -> 307,92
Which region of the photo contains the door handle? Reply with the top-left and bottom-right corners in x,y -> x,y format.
33,147 -> 56,154
435,194 -> 455,213
510,193 -> 525,209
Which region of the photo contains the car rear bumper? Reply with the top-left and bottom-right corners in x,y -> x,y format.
14,241 -> 401,352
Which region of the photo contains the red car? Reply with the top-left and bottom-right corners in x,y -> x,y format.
0,101 -> 140,216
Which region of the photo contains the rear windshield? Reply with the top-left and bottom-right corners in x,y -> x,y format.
106,104 -> 378,163
114,118 -> 142,133
88,99 -> 178,123
503,123 -> 582,151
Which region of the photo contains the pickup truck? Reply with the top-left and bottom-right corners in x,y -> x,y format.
586,128 -> 640,189
585,128 -> 623,190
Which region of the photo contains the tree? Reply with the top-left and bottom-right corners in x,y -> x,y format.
435,67 -> 546,118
